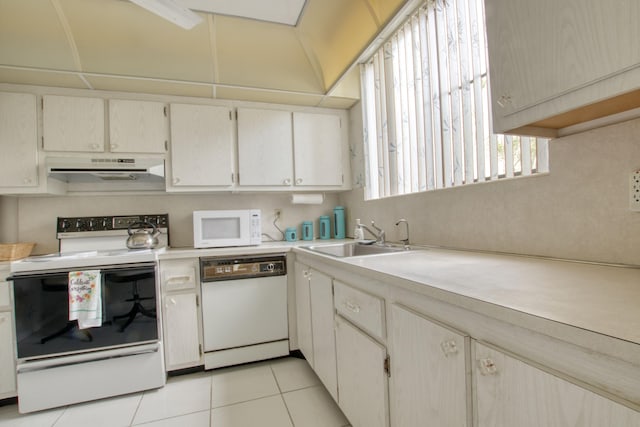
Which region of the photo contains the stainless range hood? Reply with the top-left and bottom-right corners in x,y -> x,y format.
47,157 -> 165,183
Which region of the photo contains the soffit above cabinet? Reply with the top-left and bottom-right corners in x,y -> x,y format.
0,0 -> 408,108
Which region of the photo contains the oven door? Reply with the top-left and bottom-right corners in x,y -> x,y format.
11,262 -> 159,360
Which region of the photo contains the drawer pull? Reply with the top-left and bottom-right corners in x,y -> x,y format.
440,340 -> 458,357
166,275 -> 191,285
344,300 -> 360,313
478,358 -> 498,375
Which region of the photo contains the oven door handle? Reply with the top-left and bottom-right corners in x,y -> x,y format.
16,342 -> 161,373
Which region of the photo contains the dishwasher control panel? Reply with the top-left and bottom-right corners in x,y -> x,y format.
200,254 -> 287,282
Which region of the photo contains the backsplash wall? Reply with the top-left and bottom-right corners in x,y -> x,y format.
341,103 -> 640,265
2,193 -> 338,255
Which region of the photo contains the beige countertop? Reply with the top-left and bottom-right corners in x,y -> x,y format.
161,242 -> 640,349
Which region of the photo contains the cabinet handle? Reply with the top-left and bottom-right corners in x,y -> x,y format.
344,300 -> 360,313
169,298 -> 177,305
295,178 -> 303,185
0,316 -> 5,324
90,143 -> 100,150
166,275 -> 190,285
173,178 -> 180,185
302,269 -> 310,278
440,340 -> 458,357
283,178 -> 291,185
478,358 -> 498,376
497,94 -> 512,108
110,144 -> 119,150
23,177 -> 32,184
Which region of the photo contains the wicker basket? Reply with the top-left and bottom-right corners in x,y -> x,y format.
0,243 -> 35,261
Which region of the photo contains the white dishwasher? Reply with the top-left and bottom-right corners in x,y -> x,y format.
200,254 -> 289,369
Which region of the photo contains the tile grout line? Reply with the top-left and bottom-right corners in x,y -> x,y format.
269,363 -> 296,427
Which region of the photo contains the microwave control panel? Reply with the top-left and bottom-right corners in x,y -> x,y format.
200,254 -> 286,282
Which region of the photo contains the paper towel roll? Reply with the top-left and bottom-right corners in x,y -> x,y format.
290,193 -> 324,204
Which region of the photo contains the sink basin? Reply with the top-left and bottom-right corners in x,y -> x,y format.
302,242 -> 410,258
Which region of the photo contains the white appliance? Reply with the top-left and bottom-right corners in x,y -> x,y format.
9,214 -> 169,413
193,209 -> 261,248
200,254 -> 288,369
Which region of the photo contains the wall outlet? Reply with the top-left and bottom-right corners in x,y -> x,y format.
630,170 -> 640,211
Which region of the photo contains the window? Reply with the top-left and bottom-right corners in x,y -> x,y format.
361,0 -> 549,200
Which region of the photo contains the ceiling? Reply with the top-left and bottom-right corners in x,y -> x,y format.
0,0 -> 409,109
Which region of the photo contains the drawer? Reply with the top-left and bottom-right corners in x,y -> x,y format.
160,259 -> 198,292
0,282 -> 10,309
334,280 -> 385,341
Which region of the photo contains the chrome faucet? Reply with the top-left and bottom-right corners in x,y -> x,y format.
395,219 -> 410,246
357,221 -> 386,244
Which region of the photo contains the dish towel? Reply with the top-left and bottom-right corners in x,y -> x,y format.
68,270 -> 102,329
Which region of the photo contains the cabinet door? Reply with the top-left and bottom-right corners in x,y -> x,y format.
474,342 -> 640,427
485,0 -> 640,133
163,293 -> 201,370
43,95 -> 105,152
0,92 -> 38,187
109,99 -> 167,153
389,304 -> 470,427
293,112 -> 343,186
309,269 -> 337,400
0,312 -> 16,396
294,261 -> 313,365
237,108 -> 293,186
335,315 -> 389,427
169,104 -> 233,188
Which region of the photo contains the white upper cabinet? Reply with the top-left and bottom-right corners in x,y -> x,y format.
0,93 -> 38,188
293,112 -> 343,187
485,0 -> 640,135
109,99 -> 167,153
237,107 -> 349,190
168,103 -> 234,189
42,95 -> 105,152
237,108 -> 294,186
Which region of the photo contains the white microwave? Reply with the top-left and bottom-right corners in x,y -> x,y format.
193,209 -> 262,248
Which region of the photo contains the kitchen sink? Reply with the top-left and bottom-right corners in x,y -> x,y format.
302,242 -> 411,258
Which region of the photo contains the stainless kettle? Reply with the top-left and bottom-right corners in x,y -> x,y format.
126,221 -> 161,250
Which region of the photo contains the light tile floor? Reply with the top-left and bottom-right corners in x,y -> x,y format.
0,357 -> 350,427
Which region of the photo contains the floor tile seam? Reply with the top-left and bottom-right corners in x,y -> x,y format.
276,393 -> 296,427
210,391 -> 284,410
130,408 -> 211,426
48,405 -> 69,426
281,383 -> 324,395
127,393 -> 145,426
268,364 -> 285,394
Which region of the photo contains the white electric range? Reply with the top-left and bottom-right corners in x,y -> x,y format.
9,214 -> 169,413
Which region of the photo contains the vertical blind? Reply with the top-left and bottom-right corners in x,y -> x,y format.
361,0 -> 549,199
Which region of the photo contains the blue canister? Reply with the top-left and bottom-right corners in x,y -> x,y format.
302,221 -> 314,240
319,216 -> 331,240
333,206 -> 346,239
285,227 -> 297,242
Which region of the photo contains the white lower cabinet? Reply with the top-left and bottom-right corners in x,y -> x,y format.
0,311 -> 16,397
335,315 -> 389,427
163,293 -> 200,369
308,269 -> 338,400
0,265 -> 16,398
473,341 -> 640,427
294,261 -> 337,399
159,258 -> 202,371
294,261 -> 314,365
388,304 -> 470,427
